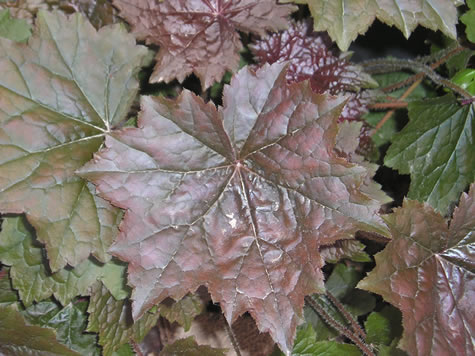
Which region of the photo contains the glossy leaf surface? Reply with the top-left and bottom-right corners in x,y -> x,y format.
79,62 -> 389,353
112,0 -> 296,89
358,185 -> 475,356
281,0 -> 461,51
0,11 -> 148,271
385,94 -> 474,215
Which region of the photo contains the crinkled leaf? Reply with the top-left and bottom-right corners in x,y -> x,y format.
87,282 -> 160,356
281,0 -> 461,51
358,185 -> 475,356
364,306 -> 402,346
385,94 -> 474,215
22,300 -> 100,355
112,0 -> 296,89
159,294 -> 205,331
461,0 -> 475,43
79,62 -> 388,354
0,215 -> 126,306
289,324 -> 361,356
251,21 -> 376,95
0,304 -> 80,356
0,9 -> 31,42
0,11 -> 148,271
161,336 -> 227,356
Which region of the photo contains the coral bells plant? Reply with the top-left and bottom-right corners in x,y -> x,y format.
0,1 -> 473,356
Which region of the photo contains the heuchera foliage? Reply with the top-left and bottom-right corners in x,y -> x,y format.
78,62 -> 389,353
359,184 -> 475,356
112,0 -> 297,89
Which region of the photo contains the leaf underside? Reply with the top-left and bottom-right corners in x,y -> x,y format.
358,184 -> 475,356
0,11 -> 148,271
79,62 -> 389,353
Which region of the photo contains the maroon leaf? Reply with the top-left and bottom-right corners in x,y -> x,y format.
358,184 -> 475,356
112,0 -> 296,89
78,63 -> 388,354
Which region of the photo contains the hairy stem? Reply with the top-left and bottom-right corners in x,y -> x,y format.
368,101 -> 408,110
305,296 -> 375,356
362,55 -> 472,99
223,315 -> 242,356
326,291 -> 367,340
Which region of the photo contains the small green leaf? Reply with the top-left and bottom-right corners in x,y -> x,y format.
326,264 -> 362,299
461,0 -> 475,43
385,94 -> 474,215
22,300 -> 100,355
0,216 -> 128,306
161,336 -> 228,356
452,69 -> 475,96
0,267 -> 18,306
0,9 -> 31,42
290,324 -> 361,356
159,294 -> 204,331
87,282 -> 160,356
364,306 -> 402,346
0,304 -> 79,355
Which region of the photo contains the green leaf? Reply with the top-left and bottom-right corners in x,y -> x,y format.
291,324 -> 361,356
363,71 -> 436,149
0,267 -> 18,306
364,306 -> 402,346
461,0 -> 475,43
159,294 -> 204,332
0,10 -> 148,271
0,9 -> 31,42
22,300 -> 100,355
281,0 -> 461,51
385,94 -> 474,215
0,304 -> 80,355
452,69 -> 475,96
161,336 -> 228,356
0,216 -> 127,306
112,344 -> 135,356
325,264 -> 362,299
87,282 -> 160,356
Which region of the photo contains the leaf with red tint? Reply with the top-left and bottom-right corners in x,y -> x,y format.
358,184 -> 475,356
78,63 -> 389,354
112,0 -> 296,90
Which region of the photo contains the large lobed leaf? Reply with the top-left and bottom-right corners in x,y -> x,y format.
358,184 -> 475,356
79,62 -> 389,353
281,0 -> 463,51
385,94 -> 474,215
112,0 -> 297,89
0,11 -> 148,271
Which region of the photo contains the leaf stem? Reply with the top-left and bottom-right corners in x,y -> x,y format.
305,296 -> 375,356
223,315 -> 242,356
368,101 -> 408,110
325,291 -> 367,340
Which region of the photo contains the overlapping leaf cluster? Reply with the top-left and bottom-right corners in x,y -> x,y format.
0,1 -> 473,355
